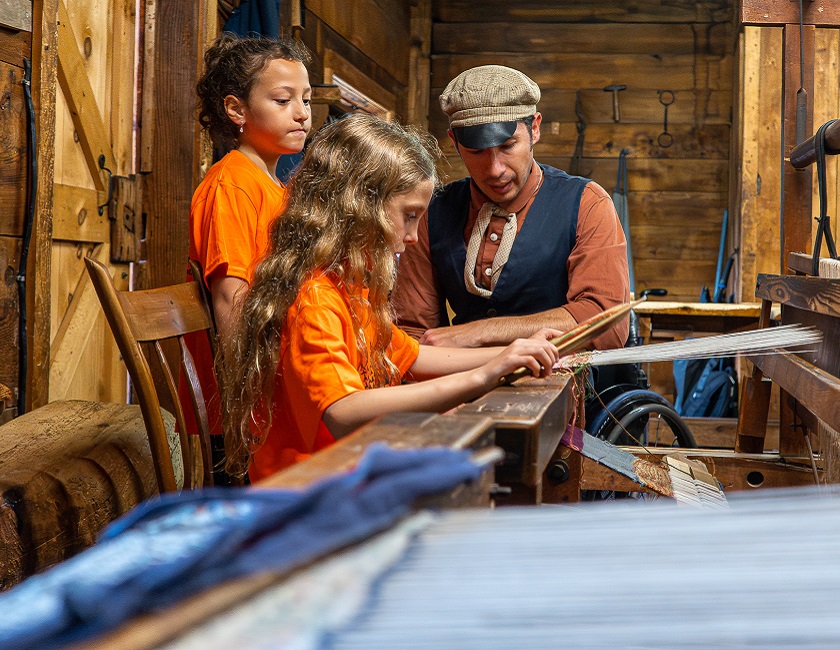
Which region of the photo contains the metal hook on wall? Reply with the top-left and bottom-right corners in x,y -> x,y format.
657,90 -> 675,148
97,154 -> 113,215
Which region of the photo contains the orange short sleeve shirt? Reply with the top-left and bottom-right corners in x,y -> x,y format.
249,273 -> 420,481
189,149 -> 287,284
183,150 -> 287,437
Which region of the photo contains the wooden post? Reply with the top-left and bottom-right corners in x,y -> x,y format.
27,0 -> 59,410
733,26 -> 783,303
739,0 -> 840,277
140,0 -> 206,293
735,298 -> 772,453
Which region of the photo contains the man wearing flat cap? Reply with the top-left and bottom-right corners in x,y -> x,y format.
394,65 -> 630,350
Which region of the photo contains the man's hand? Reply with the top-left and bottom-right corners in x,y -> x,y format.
419,308 -> 577,348
419,318 -> 521,348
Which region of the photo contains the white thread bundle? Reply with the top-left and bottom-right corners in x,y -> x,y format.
558,323 -> 822,368
170,488 -> 840,648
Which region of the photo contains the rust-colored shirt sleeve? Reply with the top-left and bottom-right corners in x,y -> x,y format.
392,215 -> 443,339
564,182 -> 631,350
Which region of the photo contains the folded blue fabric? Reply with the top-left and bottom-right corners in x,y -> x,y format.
0,444 -> 482,649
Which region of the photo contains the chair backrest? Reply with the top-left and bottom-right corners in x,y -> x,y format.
86,257 -> 216,492
188,258 -> 219,353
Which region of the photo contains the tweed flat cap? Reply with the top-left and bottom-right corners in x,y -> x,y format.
440,65 -> 540,148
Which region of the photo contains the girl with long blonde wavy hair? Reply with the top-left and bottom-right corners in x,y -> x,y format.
224,114 -> 562,480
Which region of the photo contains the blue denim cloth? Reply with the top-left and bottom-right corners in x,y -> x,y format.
0,444 -> 482,649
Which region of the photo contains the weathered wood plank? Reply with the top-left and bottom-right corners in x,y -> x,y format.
457,375 -> 574,489
633,259 -> 719,299
109,0 -> 138,175
262,411 -> 495,490
632,225 -> 721,260
756,273 -> 840,318
539,157 -> 729,192
750,353 -> 840,437
428,88 -> 733,134
52,183 -> 108,243
440,155 -> 729,194
0,237 -> 21,400
439,124 -> 731,161
634,301 -> 761,327
0,0 -> 32,32
734,27 -> 783,302
433,22 -> 731,55
810,29 -> 840,251
432,0 -> 734,24
306,0 -> 409,86
142,0 -> 200,290
49,244 -> 105,400
138,0 -> 155,173
301,10 -> 405,114
0,59 -> 27,238
529,124 -> 730,160
431,53 -> 733,93
782,23 -> 815,275
406,0 -> 431,129
28,0 -> 59,410
628,190 -> 728,221
741,0 -> 840,26
681,416 -> 775,449
56,0 -> 117,191
0,24 -> 31,68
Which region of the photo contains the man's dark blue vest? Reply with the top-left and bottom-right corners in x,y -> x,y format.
428,165 -> 587,324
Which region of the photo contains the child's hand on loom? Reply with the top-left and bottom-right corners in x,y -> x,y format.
477,328 -> 562,384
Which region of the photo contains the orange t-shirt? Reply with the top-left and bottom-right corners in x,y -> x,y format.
249,272 -> 421,481
183,150 -> 288,437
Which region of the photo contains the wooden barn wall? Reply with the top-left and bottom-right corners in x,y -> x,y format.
300,0 -> 414,121
0,18 -> 33,417
732,24 -> 840,302
430,0 -> 736,301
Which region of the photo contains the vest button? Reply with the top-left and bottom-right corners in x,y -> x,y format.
487,308 -> 497,317
489,232 -> 499,242
484,267 -> 492,277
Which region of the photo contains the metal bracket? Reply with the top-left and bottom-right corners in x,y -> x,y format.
96,154 -> 113,215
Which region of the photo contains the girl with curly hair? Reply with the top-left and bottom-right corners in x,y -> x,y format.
224,114 -> 561,480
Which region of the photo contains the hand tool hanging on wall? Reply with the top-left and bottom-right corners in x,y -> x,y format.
611,149 -> 635,294
811,119 -> 840,276
657,90 -> 675,148
603,85 -> 626,122
569,91 -> 587,176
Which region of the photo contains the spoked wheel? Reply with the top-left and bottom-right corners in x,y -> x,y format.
589,389 -> 696,448
582,389 -> 696,502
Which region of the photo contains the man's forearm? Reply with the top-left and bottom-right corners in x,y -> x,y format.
419,306 -> 577,347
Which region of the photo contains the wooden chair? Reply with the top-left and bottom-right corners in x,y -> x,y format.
188,258 -> 219,349
187,258 -> 245,487
86,257 -> 216,492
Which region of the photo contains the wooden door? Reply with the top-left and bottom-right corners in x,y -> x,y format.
48,0 -> 141,403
